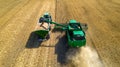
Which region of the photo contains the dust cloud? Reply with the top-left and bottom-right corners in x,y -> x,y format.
66,46 -> 104,67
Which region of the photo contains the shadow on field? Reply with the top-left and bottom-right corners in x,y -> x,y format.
25,32 -> 42,48
55,35 -> 68,65
55,35 -> 80,66
51,27 -> 64,33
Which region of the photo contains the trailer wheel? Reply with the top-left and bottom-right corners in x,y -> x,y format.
49,26 -> 51,30
46,34 -> 50,40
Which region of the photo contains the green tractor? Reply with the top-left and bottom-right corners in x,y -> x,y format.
34,13 -> 52,41
34,12 -> 87,47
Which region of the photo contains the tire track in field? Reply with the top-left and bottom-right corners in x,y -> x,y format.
0,0 -> 45,67
0,0 -> 30,29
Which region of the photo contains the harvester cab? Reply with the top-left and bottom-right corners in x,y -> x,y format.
69,20 -> 82,29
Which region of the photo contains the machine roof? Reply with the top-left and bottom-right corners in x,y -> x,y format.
69,19 -> 77,23
44,12 -> 49,15
73,31 -> 84,36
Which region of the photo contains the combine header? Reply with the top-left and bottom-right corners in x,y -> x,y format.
34,12 -> 87,47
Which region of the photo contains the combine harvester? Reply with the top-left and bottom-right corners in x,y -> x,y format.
34,12 -> 87,47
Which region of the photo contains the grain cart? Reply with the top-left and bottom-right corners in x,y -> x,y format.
34,13 -> 87,47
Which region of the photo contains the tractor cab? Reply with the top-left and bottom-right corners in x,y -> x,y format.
39,12 -> 52,23
43,13 -> 51,18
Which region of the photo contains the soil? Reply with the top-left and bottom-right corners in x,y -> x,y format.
0,0 -> 120,67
